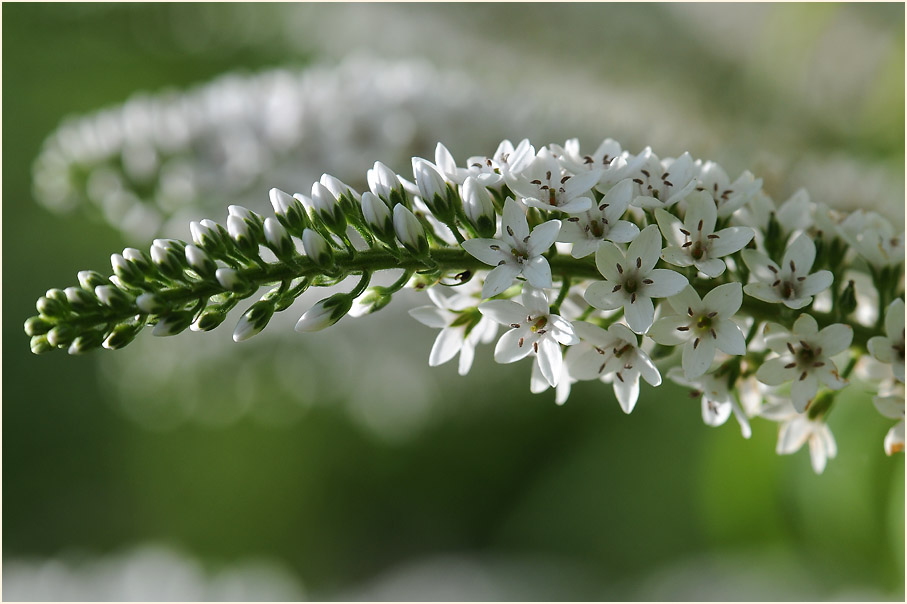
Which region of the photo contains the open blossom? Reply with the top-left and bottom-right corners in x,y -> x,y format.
693,159 -> 762,217
462,198 -> 560,299
478,286 -> 579,387
557,178 -> 639,258
761,398 -> 837,474
568,321 -> 661,413
873,382 -> 905,455
742,232 -> 833,309
505,147 -> 600,214
529,343 -> 585,405
868,298 -> 905,382
450,138 -> 533,189
655,191 -> 754,277
756,314 -> 853,413
839,209 -> 906,267
648,283 -> 746,379
584,224 -> 688,334
627,149 -> 697,209
552,138 -> 644,188
667,367 -> 751,438
409,286 -> 498,376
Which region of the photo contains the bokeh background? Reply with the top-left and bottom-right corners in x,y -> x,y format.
3,3 -> 904,601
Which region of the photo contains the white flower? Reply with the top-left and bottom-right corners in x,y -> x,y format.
627,149 -> 697,209
433,142 -> 470,184
760,398 -> 837,474
648,283 -> 746,379
655,191 -> 754,277
505,147 -> 600,214
529,343 -> 584,405
392,204 -> 429,255
583,224 -> 688,334
409,286 -> 498,376
552,138 -> 643,187
461,138 -> 533,189
557,178 -> 640,258
478,286 -> 579,387
667,367 -> 751,438
367,161 -> 404,201
693,159 -> 762,217
756,314 -> 852,413
868,298 -> 905,382
462,198 -> 560,299
873,382 -> 905,455
839,210 -> 905,267
733,189 -> 813,237
568,321 -> 661,413
742,233 -> 833,309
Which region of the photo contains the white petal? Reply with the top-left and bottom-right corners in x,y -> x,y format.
627,224 -> 663,274
694,258 -> 727,278
527,220 -> 562,256
537,336 -> 563,387
792,313 -> 819,338
783,232 -> 817,274
520,285 -> 550,316
613,372 -> 640,413
709,226 -> 755,257
558,197 -> 594,214
479,299 -> 530,326
570,238 -> 600,259
636,353 -> 662,386
522,256 -> 553,290
624,295 -> 655,334
606,221 -> 639,243
572,320 -> 614,347
741,250 -> 780,282
594,242 -> 626,281
702,398 -> 732,427
667,286 -> 703,316
731,398 -> 752,439
702,282 -> 743,318
643,269 -> 688,299
816,323 -> 853,356
756,358 -> 798,386
654,208 -> 685,247
584,280 -> 625,310
885,299 -> 905,340
777,417 -> 811,454
884,421 -> 905,455
571,349 -> 610,380
814,362 -> 847,390
429,327 -> 464,366
462,238 -> 509,266
530,361 -> 550,394
714,319 -> 746,355
684,192 -> 717,236
563,170 -> 601,197
744,282 -> 783,305
457,339 -> 477,375
502,198 -> 530,246
482,263 -> 522,299
409,305 -> 452,328
549,315 -> 580,345
662,246 -> 694,268
874,394 -> 906,420
682,336 -> 716,378
648,315 -> 691,346
799,270 -> 833,298
494,328 -> 534,363
600,179 -> 633,220
808,433 -> 829,473
790,373 -> 819,413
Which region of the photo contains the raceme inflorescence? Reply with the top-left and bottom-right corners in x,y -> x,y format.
25,138 -> 905,473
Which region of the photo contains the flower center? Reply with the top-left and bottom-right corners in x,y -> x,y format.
530,316 -> 548,333
623,278 -> 638,294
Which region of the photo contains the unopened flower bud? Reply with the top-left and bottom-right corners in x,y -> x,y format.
412,157 -> 454,219
78,270 -> 108,291
215,268 -> 252,293
264,217 -> 295,260
136,293 -> 169,314
361,192 -> 394,240
294,292 -> 352,332
269,188 -> 309,236
24,316 -> 54,337
311,182 -> 347,235
103,322 -> 144,349
393,204 -> 429,256
68,329 -> 105,355
367,161 -> 404,204
462,176 -> 497,237
185,244 -> 217,278
94,285 -> 134,311
151,311 -> 194,337
302,228 -> 334,268
64,286 -> 99,312
30,334 -> 54,355
233,299 -> 276,342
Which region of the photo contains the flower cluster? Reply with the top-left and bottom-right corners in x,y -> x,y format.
25,138 -> 904,472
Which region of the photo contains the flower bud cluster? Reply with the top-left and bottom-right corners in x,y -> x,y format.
26,138 -> 904,472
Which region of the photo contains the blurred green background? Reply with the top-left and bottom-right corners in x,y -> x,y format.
3,3 -> 904,600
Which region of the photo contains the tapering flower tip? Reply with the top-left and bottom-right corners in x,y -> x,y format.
24,316 -> 54,337
320,173 -> 360,203
462,176 -> 496,238
227,204 -> 264,231
233,299 -> 276,342
192,305 -> 229,332
269,187 -> 308,236
367,161 -> 403,203
393,204 -> 429,256
310,181 -> 347,233
110,253 -> 143,285
349,287 -> 393,317
295,292 -> 353,332
100,321 -> 139,349
151,241 -> 187,280
435,142 -> 469,184
136,292 -> 168,314
67,330 -> 105,355
123,247 -> 152,269
46,323 -> 75,348
94,284 -> 134,311
184,244 -> 217,278
36,290 -> 68,318
263,217 -> 295,259
360,192 -> 394,238
190,219 -> 229,253
77,270 -> 108,291
151,311 -> 193,337
302,228 -> 334,268
215,267 -> 251,293
64,286 -> 98,311
30,334 -> 54,355
412,157 -> 454,218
